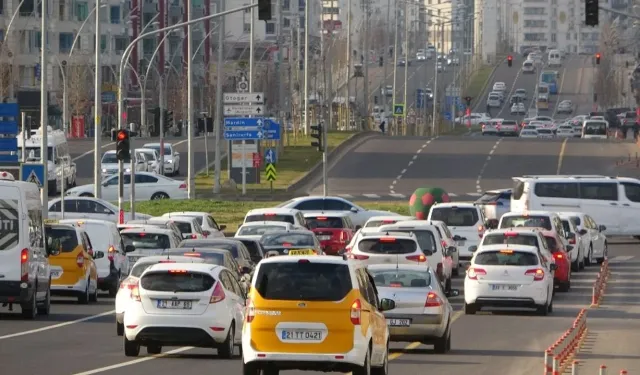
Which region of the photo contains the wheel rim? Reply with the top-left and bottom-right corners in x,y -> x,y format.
229,327 -> 234,354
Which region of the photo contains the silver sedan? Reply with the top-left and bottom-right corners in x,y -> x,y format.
369,264 -> 457,353
557,100 -> 573,114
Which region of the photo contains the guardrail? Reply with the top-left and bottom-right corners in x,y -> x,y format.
569,363 -> 629,375
543,309 -> 588,375
591,259 -> 610,308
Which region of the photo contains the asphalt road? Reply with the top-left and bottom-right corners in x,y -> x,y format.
1,241 -> 634,375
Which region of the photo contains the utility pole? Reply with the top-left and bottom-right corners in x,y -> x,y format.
276,0 -> 284,135
391,7 -> 399,135
213,0 -> 225,193
40,0 -> 48,217
346,0 -> 351,127
402,2 -> 408,134
187,0 -> 194,198
303,0 -> 309,135
363,0 -> 370,130
431,21 -> 439,136
381,0 -> 390,120
94,0 -> 102,198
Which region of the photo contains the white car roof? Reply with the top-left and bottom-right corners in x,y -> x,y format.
476,244 -> 540,254
132,255 -> 207,265
144,262 -> 220,274
57,218 -> 113,225
239,221 -> 292,227
246,207 -> 300,215
120,227 -> 175,235
432,202 -> 476,208
163,211 -> 209,218
378,223 -> 437,231
365,215 -> 412,223
257,255 -> 353,266
143,142 -> 173,147
303,211 -> 351,218
502,210 -> 556,217
167,216 -> 198,224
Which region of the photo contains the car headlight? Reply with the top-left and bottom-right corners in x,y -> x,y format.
125,168 -> 131,172
166,160 -> 173,164
102,168 -> 107,173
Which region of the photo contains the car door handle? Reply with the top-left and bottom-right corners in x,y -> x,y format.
623,203 -> 630,207
609,202 -> 617,206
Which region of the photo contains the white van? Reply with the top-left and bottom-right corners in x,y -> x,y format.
0,173 -> 57,318
511,175 -> 640,236
18,126 -> 77,196
582,120 -> 609,139
548,50 -> 562,67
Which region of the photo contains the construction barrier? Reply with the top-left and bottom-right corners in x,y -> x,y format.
571,364 -> 630,375
543,309 -> 588,375
591,259 -> 610,308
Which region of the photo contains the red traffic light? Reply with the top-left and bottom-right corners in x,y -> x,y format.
507,55 -> 513,61
116,130 -> 127,141
595,53 -> 601,58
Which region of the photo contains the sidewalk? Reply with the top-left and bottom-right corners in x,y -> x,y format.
572,260 -> 640,374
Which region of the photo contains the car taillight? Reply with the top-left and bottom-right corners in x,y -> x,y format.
347,253 -> 369,260
441,240 -> 448,248
76,253 -> 85,268
130,285 -> 141,301
350,299 -> 362,325
179,183 -> 187,189
569,238 -> 576,244
554,253 -> 564,260
467,267 -> 486,280
107,245 -> 116,261
191,234 -> 198,239
525,268 -> 545,281
425,292 -> 442,307
406,254 -> 427,262
120,277 -> 138,290
20,248 -> 28,282
210,281 -> 226,303
245,299 -> 255,323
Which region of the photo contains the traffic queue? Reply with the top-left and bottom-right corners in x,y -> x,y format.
0,171 -> 611,375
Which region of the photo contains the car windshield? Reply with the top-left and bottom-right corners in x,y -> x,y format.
254,262 -> 351,301
237,225 -> 286,236
245,214 -> 295,225
474,250 -> 539,266
101,153 -> 118,164
306,217 -> 345,229
357,238 -> 417,254
141,271 -> 215,292
482,233 -> 539,247
261,233 -> 315,247
369,269 -> 432,288
146,145 -> 172,155
429,207 -> 479,227
122,232 -> 171,249
500,215 -> 552,230
18,146 -> 54,162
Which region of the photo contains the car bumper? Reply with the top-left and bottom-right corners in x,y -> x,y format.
464,281 -> 548,306
51,276 -> 89,296
0,280 -> 35,304
385,313 -> 446,341
162,163 -> 176,173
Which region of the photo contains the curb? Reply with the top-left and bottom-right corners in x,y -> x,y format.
287,131 -> 380,194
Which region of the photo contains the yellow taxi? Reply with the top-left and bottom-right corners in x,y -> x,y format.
242,255 -> 396,375
45,223 -> 102,304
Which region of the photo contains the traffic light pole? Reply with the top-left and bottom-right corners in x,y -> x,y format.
323,125 -> 328,196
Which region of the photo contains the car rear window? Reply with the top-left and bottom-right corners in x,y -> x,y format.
255,262 -> 351,301
261,233 -> 315,247
164,250 -> 224,265
476,192 -> 501,203
45,227 -> 78,253
365,219 -> 401,228
122,232 -> 171,249
173,222 -> 192,234
545,236 -> 558,250
236,239 -> 263,263
178,241 -> 238,257
384,230 -> 437,255
131,261 -> 163,277
570,216 -> 581,226
358,238 -> 417,254
246,214 -> 295,225
369,269 -> 431,287
474,250 -> 539,266
482,233 -> 538,247
141,271 -> 215,292
429,207 -> 479,227
237,225 -> 285,236
500,215 -> 552,230
306,217 -> 345,229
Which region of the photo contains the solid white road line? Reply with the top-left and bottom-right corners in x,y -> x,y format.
362,194 -> 381,199
0,310 -> 115,340
71,346 -> 195,375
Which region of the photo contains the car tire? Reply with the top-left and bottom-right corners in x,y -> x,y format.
21,288 -> 37,320
571,259 -> 579,272
372,342 -> 389,375
452,265 -> 459,277
464,302 -> 476,315
263,369 -> 279,375
433,323 -> 451,354
151,192 -> 170,200
147,345 -> 162,355
89,280 -> 98,302
37,284 -> 51,316
548,298 -> 553,313
109,272 -> 120,298
352,347 -> 371,375
445,278 -> 452,294
116,321 -> 124,336
559,280 -> 570,292
242,354 -> 261,375
536,302 -> 549,316
78,279 -> 90,304
124,336 -> 140,357
218,325 -> 235,359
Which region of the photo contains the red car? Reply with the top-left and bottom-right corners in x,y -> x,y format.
304,213 -> 355,255
542,231 -> 571,292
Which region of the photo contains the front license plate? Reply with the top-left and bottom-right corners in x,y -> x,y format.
281,330 -> 323,341
387,319 -> 411,327
317,235 -> 331,241
157,300 -> 193,309
490,284 -> 518,291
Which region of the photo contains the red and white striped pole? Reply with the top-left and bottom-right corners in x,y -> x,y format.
571,360 -> 579,375
600,365 -> 607,375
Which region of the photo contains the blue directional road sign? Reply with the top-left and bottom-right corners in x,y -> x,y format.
416,89 -> 424,109
0,103 -> 19,163
444,112 -> 452,121
265,148 -> 277,164
21,163 -> 45,188
223,117 -> 265,140
263,119 -> 282,140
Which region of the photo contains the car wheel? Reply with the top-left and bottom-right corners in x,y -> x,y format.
242,354 -> 261,375
218,325 -> 235,359
559,279 -> 570,292
89,280 -> 98,302
352,347 -> 371,375
536,302 -> 549,316
124,336 -> 140,357
434,323 -> 451,353
445,278 -> 452,294
109,272 -> 120,297
78,279 -> 90,304
372,341 -> 389,375
21,288 -> 37,320
464,302 -> 476,315
37,283 -> 51,316
147,345 -> 162,355
585,245 -> 593,266
452,265 -> 459,277
117,321 -> 124,336
151,192 -> 170,200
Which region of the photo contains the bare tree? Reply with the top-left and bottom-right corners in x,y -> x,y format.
596,22 -> 621,108
0,38 -> 17,99
66,55 -> 93,118
166,71 -> 187,122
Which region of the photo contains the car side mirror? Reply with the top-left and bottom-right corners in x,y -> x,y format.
599,225 -> 606,232
447,246 -> 457,254
219,224 -> 227,231
452,235 -> 462,241
446,289 -> 460,297
93,251 -> 105,259
124,245 -> 136,253
579,229 -> 588,235
550,263 -> 558,271
350,207 -> 359,213
379,298 -> 396,312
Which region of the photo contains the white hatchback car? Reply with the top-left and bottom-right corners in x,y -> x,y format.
123,263 -> 245,357
464,244 -> 556,315
162,211 -> 226,237
142,143 -> 181,176
347,232 -> 427,266
492,82 -> 507,92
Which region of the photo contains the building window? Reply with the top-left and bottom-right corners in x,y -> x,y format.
100,35 -> 107,52
523,20 -> 545,27
59,0 -> 66,20
75,1 -> 89,21
299,0 -> 304,11
142,38 -> 155,54
59,32 -> 74,53
283,0 -> 290,9
110,5 -> 120,24
114,36 -> 127,53
551,33 -> 556,42
283,17 -> 290,27
523,7 -> 545,15
243,23 -> 250,33
299,16 -> 305,28
266,22 -> 275,34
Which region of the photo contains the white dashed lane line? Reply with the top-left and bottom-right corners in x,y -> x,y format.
389,137 -> 437,195
475,138 -> 503,193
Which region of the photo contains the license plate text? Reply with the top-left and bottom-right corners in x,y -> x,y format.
281,330 -> 323,341
157,300 -> 193,309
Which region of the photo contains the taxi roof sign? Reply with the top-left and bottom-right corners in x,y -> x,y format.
287,249 -> 317,256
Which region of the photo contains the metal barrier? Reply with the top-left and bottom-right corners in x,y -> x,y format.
543,309 -> 588,375
570,363 -> 629,375
591,259 -> 610,308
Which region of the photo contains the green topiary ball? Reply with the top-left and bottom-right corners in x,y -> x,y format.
409,187 -> 451,220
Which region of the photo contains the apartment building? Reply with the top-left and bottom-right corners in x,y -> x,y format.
425,0 -> 454,53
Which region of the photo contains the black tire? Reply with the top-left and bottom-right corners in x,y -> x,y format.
147,345 -> 162,355
217,325 -> 235,359
464,302 -> 476,315
151,192 -> 169,200
548,299 -> 553,313
434,324 -> 451,353
445,278 -> 452,294
242,355 -> 261,375
558,280 -> 570,292
108,273 -> 120,298
371,342 -> 389,375
452,265 -> 459,277
116,321 -> 124,336
263,369 -> 279,375
21,289 -> 37,320
78,279 -> 89,304
536,303 -> 549,316
571,260 -> 579,272
352,347 -> 371,375
37,285 -> 51,316
124,336 -> 140,357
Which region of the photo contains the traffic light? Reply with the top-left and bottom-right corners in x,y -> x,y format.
310,124 -> 324,152
379,56 -> 383,67
507,55 -> 513,67
595,53 -> 601,64
465,96 -> 472,106
258,0 -> 271,21
585,0 -> 599,26
165,110 -> 174,129
150,107 -> 160,133
115,129 -> 130,161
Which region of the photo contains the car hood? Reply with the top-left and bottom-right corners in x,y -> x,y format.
101,163 -> 119,171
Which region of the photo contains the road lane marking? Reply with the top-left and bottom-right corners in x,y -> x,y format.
389,137 -> 436,195
475,138 -> 503,193
0,310 -> 115,340
72,137 -> 204,162
557,138 -> 568,174
71,346 -> 195,375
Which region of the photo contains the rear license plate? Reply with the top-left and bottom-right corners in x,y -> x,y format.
157,300 -> 193,309
317,235 -> 331,241
50,270 -> 62,279
287,249 -> 316,255
387,319 -> 411,327
490,284 -> 518,291
281,330 -> 323,341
